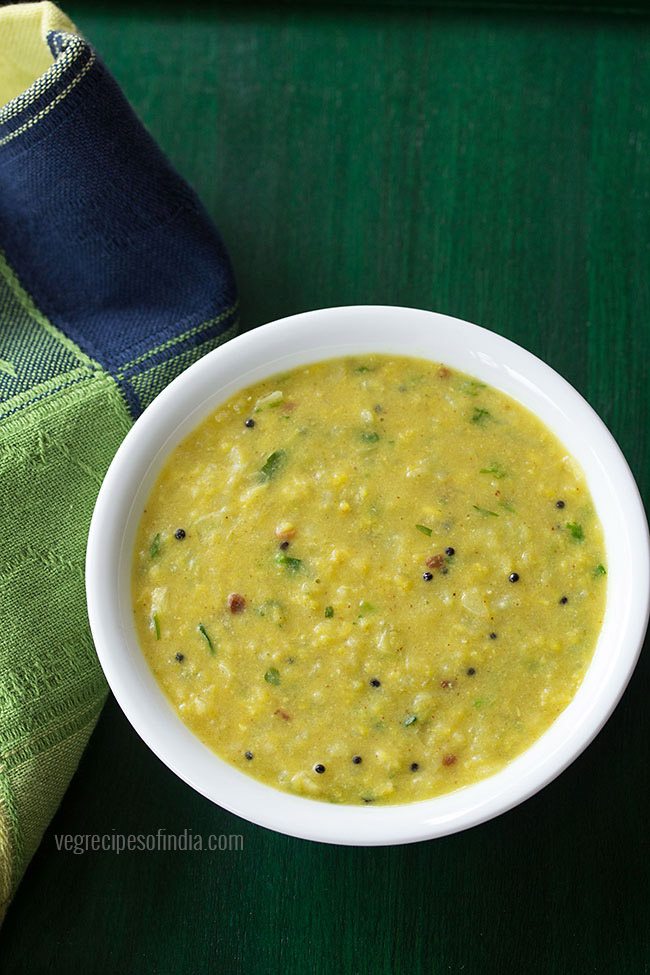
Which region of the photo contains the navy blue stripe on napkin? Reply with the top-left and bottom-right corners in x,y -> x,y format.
0,30 -> 238,418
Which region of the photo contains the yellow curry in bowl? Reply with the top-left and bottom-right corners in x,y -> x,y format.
132,355 -> 606,805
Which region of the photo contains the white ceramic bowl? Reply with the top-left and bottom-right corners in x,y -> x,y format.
86,306 -> 649,845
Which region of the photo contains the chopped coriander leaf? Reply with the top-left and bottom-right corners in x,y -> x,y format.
567,522 -> 585,541
275,552 -> 303,572
460,379 -> 487,396
358,600 -> 376,616
360,431 -> 380,444
473,505 -> 499,517
149,533 -> 161,558
198,623 -> 215,654
593,563 -> 607,577
264,667 -> 281,685
403,714 -> 418,727
151,612 -> 160,640
471,407 -> 491,425
355,365 -> 373,373
480,462 -> 506,479
259,449 -> 287,482
415,524 -> 433,537
324,606 -> 334,618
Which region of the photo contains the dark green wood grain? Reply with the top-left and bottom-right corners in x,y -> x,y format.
2,4 -> 649,972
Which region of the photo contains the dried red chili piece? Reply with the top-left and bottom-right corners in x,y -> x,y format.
228,593 -> 246,613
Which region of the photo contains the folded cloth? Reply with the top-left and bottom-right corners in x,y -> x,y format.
0,1 -> 238,918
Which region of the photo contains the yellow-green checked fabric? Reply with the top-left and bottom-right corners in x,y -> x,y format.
0,2 -> 237,918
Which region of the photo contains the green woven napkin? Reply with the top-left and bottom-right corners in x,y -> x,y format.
0,2 -> 237,918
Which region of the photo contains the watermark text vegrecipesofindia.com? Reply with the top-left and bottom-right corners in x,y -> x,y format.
54,829 -> 244,855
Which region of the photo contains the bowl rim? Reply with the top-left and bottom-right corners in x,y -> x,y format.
86,305 -> 650,845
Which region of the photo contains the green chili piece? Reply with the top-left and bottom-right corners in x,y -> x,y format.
198,623 -> 215,655
259,449 -> 287,482
480,463 -> 506,479
473,505 -> 499,517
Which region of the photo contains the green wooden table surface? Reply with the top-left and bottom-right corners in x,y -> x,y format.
2,3 -> 649,972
